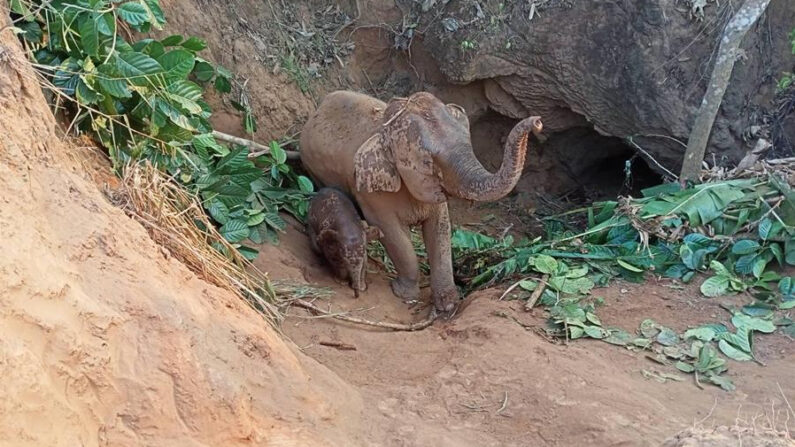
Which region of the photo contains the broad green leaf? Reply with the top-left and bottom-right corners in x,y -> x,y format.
752,256 -> 768,279
709,260 -> 730,277
206,198 -> 229,224
78,15 -> 99,58
158,49 -> 196,80
518,280 -> 537,292
675,361 -> 695,373
220,219 -> 250,242
117,2 -> 150,27
181,36 -> 208,51
656,327 -> 680,346
193,61 -> 215,82
569,326 -> 584,339
583,325 -> 606,339
758,218 -> 773,240
700,275 -> 729,297
297,176 -> 314,193
603,329 -> 633,346
115,52 -> 163,86
215,75 -> 232,93
735,254 -> 757,275
683,326 -> 717,342
707,374 -> 735,392
534,254 -> 558,274
718,339 -> 753,361
247,213 -> 266,227
640,319 -> 659,338
161,34 -> 184,46
10,0 -> 31,16
617,259 -> 643,272
732,239 -> 760,255
269,141 -> 287,164
731,313 -> 776,333
142,0 -> 166,26
237,245 -> 259,261
75,78 -> 104,104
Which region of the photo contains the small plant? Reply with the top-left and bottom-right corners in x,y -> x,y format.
8,0 -> 313,258
776,28 -> 795,92
459,39 -> 476,51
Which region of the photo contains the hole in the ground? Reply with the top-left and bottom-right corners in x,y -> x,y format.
469,110 -> 662,203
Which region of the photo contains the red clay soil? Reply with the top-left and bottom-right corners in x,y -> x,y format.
255,220 -> 795,446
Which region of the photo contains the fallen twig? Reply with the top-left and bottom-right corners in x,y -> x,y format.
496,391 -> 509,415
211,130 -> 300,160
292,299 -> 437,331
525,274 -> 550,311
319,340 -> 357,351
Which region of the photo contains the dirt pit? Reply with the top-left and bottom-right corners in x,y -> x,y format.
252,215 -> 795,446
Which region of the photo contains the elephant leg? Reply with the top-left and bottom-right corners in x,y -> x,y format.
422,204 -> 459,313
362,209 -> 420,301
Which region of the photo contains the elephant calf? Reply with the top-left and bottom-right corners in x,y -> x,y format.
307,187 -> 382,297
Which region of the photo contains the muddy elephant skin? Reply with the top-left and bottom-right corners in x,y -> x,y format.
307,187 -> 382,297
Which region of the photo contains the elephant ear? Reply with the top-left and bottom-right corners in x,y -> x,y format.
354,132 -> 401,193
392,118 -> 446,204
446,103 -> 470,131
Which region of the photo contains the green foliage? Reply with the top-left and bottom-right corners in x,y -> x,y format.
456,176 -> 794,391
776,28 -> 795,92
10,0 -> 313,256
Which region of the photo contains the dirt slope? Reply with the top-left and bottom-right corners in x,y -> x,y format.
259,222 -> 795,447
0,22 -> 363,447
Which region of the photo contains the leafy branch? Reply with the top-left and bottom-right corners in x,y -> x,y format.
8,0 -> 314,258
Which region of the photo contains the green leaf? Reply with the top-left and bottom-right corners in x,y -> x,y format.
181,36 -> 208,51
707,374 -> 735,392
96,64 -> 132,98
617,259 -> 643,272
517,280 -> 537,292
75,78 -> 104,104
732,239 -> 760,255
158,49 -> 196,81
206,198 -> 229,224
78,15 -> 100,58
700,276 -> 729,297
244,112 -> 257,134
675,361 -> 695,373
735,254 -> 757,275
237,245 -> 259,261
215,74 -> 232,93
220,219 -> 250,242
115,52 -> 163,87
161,34 -> 184,46
758,218 -> 773,240
640,319 -> 659,338
718,339 -> 753,361
9,0 -> 31,16
193,61 -> 215,82
656,327 -> 680,346
583,325 -> 606,339
569,326 -> 585,339
709,260 -> 730,277
731,313 -> 776,333
247,213 -> 266,227
297,176 -> 314,193
142,0 -> 166,26
534,254 -> 558,274
117,2 -> 150,27
683,326 -> 717,342
752,256 -> 768,279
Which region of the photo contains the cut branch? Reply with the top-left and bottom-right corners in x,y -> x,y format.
211,130 -> 300,160
292,299 -> 437,331
679,0 -> 772,183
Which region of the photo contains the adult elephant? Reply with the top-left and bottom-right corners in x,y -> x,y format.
300,91 -> 543,313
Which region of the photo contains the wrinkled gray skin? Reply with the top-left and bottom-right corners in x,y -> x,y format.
307,187 -> 382,297
300,91 -> 542,313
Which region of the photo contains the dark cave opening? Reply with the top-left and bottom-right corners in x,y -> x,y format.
469,110 -> 664,206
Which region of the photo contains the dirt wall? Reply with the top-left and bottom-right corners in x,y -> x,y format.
0,13 -> 365,446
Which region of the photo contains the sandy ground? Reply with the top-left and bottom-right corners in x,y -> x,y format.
254,222 -> 795,446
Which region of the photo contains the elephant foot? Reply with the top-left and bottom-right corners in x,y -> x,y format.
390,277 -> 420,301
432,287 -> 460,314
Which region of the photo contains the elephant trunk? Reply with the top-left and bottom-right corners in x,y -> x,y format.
349,255 -> 366,298
445,117 -> 542,202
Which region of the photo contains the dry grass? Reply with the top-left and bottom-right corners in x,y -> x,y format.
110,162 -> 283,324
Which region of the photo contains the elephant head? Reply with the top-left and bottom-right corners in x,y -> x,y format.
353,92 -> 543,203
